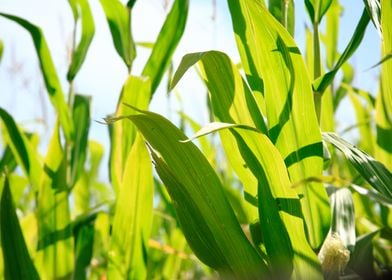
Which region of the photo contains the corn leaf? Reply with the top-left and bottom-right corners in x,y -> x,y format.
0,145 -> 17,174
108,134 -> 153,279
172,50 -> 267,222
313,9 -> 370,93
142,0 -> 189,95
363,0 -> 382,37
324,0 -> 342,70
35,125 -> 73,279
109,76 -> 150,194
67,0 -> 95,81
347,231 -> 379,279
0,39 -> 3,63
99,0 -> 135,68
74,224 -> 94,280
268,0 -> 295,35
70,95 -> 90,187
228,0 -> 330,248
124,109 -> 267,279
323,132 -> 392,200
375,0 -> 392,170
0,176 -> 40,280
0,13 -> 74,141
185,123 -> 323,278
0,108 -> 42,189
305,0 -> 333,23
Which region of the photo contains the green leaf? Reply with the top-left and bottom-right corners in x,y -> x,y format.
0,145 -> 17,174
0,176 -> 40,280
185,121 -> 323,278
74,224 -> 94,280
124,109 -> 267,278
313,9 -> 370,93
324,0 -> 342,70
0,39 -> 3,64
268,0 -> 295,35
0,13 -> 74,141
0,108 -> 42,189
323,132 -> 392,200
305,0 -> 333,24
35,125 -> 73,279
375,0 -> 392,171
172,51 -> 267,222
228,0 -> 330,248
363,0 -> 382,37
142,0 -> 189,95
108,133 -> 153,279
99,0 -> 135,68
70,95 -> 91,187
347,231 -> 379,279
109,76 -> 150,194
67,0 -> 95,81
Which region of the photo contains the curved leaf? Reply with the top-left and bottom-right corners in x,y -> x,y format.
0,13 -> 74,141
142,0 -> 189,95
99,0 -> 135,68
124,109 -> 267,278
67,0 -> 95,81
305,0 -> 333,24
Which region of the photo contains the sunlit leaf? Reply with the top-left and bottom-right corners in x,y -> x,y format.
305,0 -> 333,23
142,0 -> 189,95
323,132 -> 392,200
0,13 -> 74,141
0,108 -> 42,189
67,0 -> 95,81
124,109 -> 267,278
0,176 -> 40,280
228,0 -> 330,248
363,0 -> 382,37
70,94 -> 90,187
99,0 -> 135,68
313,9 -> 370,94
268,0 -> 295,35
375,0 -> 392,170
35,125 -> 73,279
108,134 -> 153,279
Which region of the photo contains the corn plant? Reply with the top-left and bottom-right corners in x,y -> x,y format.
0,0 -> 391,279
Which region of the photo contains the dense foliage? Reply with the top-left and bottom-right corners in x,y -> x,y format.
0,0 -> 391,279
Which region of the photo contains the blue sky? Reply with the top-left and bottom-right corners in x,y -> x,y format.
0,0 -> 381,180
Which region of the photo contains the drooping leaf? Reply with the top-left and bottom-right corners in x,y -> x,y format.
375,0 -> 392,170
313,9 -> 370,94
304,0 -> 333,23
0,108 -> 42,189
142,0 -> 189,95
0,176 -> 40,280
121,109 -> 267,278
99,0 -> 135,68
70,94 -> 90,187
35,125 -> 73,279
323,132 -> 392,200
0,13 -> 74,141
108,134 -> 153,279
227,0 -> 330,248
268,0 -> 295,35
67,0 -> 95,81
363,0 -> 382,37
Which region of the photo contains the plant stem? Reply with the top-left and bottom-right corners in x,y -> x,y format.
313,21 -> 322,123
